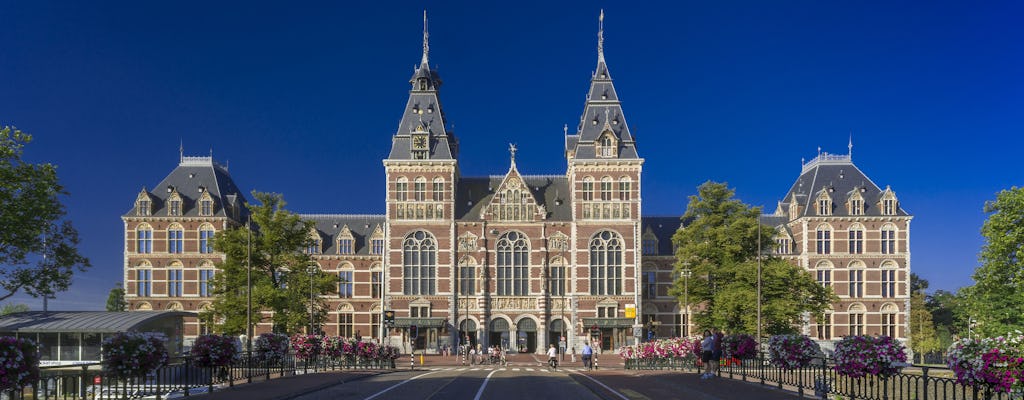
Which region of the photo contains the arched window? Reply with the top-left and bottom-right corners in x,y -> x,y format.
168,224 -> 184,254
198,261 -> 215,297
199,191 -> 215,216
403,231 -> 436,295
199,223 -> 215,254
136,224 -> 153,254
815,224 -> 832,254
370,263 -> 382,298
414,177 -> 427,201
135,260 -> 152,297
432,177 -> 444,202
582,176 -> 595,201
590,231 -> 623,295
849,303 -> 867,336
881,223 -> 897,254
618,177 -> 631,201
496,231 -> 529,296
458,257 -> 476,296
167,191 -> 182,217
848,260 -> 866,298
881,260 -> 898,298
396,177 -> 409,201
339,262 -> 354,299
337,303 -> 355,338
848,223 -> 864,255
881,303 -> 899,337
167,261 -> 183,296
600,177 -> 613,201
815,260 -> 833,288
549,256 -> 566,296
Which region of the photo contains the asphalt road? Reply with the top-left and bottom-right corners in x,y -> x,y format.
294,366 -> 608,400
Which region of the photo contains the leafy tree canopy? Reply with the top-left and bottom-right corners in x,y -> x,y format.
0,303 -> 29,316
669,181 -> 835,336
204,192 -> 337,335
0,126 -> 90,302
106,283 -> 127,312
960,187 -> 1024,337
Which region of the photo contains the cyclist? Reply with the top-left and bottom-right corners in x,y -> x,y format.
547,343 -> 558,369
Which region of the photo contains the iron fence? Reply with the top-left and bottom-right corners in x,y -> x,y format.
1,351 -> 397,400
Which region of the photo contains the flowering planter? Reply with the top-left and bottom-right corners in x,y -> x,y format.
191,334 -> 240,368
723,334 -> 759,360
0,336 -> 40,391
620,337 -> 700,370
768,334 -> 820,371
254,333 -> 289,364
947,335 -> 1024,393
832,335 -> 906,378
100,332 -> 169,378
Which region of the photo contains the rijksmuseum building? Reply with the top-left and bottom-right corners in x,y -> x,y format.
121,16 -> 911,353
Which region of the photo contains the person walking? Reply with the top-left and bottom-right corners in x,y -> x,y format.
712,329 -> 724,377
700,330 -> 715,379
581,342 -> 593,370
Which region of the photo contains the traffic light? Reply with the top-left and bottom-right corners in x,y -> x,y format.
410,325 -> 418,339
383,310 -> 395,326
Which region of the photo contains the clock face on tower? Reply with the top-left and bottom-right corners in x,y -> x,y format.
413,135 -> 428,150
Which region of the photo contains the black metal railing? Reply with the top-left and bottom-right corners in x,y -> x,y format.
2,351 -> 398,400
625,355 -> 1021,400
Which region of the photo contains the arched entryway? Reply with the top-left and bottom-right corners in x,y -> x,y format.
490,318 -> 510,350
548,319 -> 567,350
516,318 -> 537,353
459,319 -> 478,349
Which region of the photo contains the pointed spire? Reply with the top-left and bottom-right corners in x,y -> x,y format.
597,9 -> 605,63
421,10 -> 429,66
848,130 -> 854,159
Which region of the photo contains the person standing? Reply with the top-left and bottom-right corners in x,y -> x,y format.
581,342 -> 593,369
700,330 -> 715,379
711,329 -> 724,377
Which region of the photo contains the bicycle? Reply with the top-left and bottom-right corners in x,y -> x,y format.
548,357 -> 558,370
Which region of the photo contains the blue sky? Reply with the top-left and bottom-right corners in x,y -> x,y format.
2,1 -> 1021,310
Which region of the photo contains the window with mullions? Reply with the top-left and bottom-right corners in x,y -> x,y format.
881,269 -> 896,297
396,178 -> 409,201
549,259 -> 566,296
371,271 -> 382,298
199,225 -> 215,254
497,232 -> 529,296
200,199 -> 213,216
136,269 -> 151,296
339,271 -> 353,298
169,198 -> 182,216
642,239 -> 657,255
590,231 -> 623,295
168,269 -> 183,296
458,258 -> 476,296
338,238 -> 353,255
849,269 -> 864,298
168,226 -> 184,254
199,269 -> 215,297
371,239 -> 384,255
136,226 -> 153,254
848,225 -> 864,254
403,231 -> 436,295
642,271 -> 656,299
850,311 -> 865,336
618,177 -> 631,201
582,177 -> 594,201
816,225 -> 832,254
414,177 -> 426,201
881,225 -> 897,254
432,178 -> 444,202
817,269 -> 832,288
338,311 -> 354,338
600,177 -> 612,201
816,313 -> 832,340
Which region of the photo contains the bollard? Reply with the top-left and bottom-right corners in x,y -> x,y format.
420,353 -> 424,365
594,354 -> 598,370
410,351 -> 414,370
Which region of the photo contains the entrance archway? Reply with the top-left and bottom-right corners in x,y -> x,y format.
516,318 -> 537,353
489,318 -> 509,350
548,319 -> 566,350
459,319 -> 478,349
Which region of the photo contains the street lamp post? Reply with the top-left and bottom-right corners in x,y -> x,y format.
677,266 -> 692,337
757,224 -> 762,346
246,219 -> 252,353
308,264 -> 317,335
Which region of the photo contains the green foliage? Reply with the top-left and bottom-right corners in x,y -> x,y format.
909,290 -> 940,363
668,181 -> 835,335
960,187 -> 1024,337
0,126 -> 90,302
203,192 -> 337,335
0,303 -> 29,315
106,283 -> 127,312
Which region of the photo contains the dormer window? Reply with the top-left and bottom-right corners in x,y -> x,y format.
135,190 -> 153,216
642,231 -> 658,255
198,191 -> 214,217
370,224 -> 385,255
597,131 -> 617,158
418,79 -> 427,91
816,192 -> 832,216
880,187 -> 898,216
850,198 -> 863,215
337,225 -> 354,255
167,190 -> 182,216
306,229 -> 322,255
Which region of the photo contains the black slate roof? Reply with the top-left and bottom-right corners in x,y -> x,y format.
642,216 -> 684,256
568,58 -> 640,160
387,60 -> 457,161
123,157 -> 247,220
779,153 -> 909,218
301,214 -> 386,256
455,175 -> 572,221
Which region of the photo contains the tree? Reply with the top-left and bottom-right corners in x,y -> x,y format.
909,273 -> 940,363
960,187 -> 1024,337
0,126 -> 90,302
106,283 -> 127,311
0,303 -> 29,315
669,181 -> 835,335
203,192 -> 337,335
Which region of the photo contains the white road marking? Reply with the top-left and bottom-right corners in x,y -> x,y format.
363,370 -> 439,400
573,372 -> 630,400
472,369 -> 500,400
512,368 -> 520,371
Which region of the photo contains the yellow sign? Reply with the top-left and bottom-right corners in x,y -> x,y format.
625,304 -> 636,319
